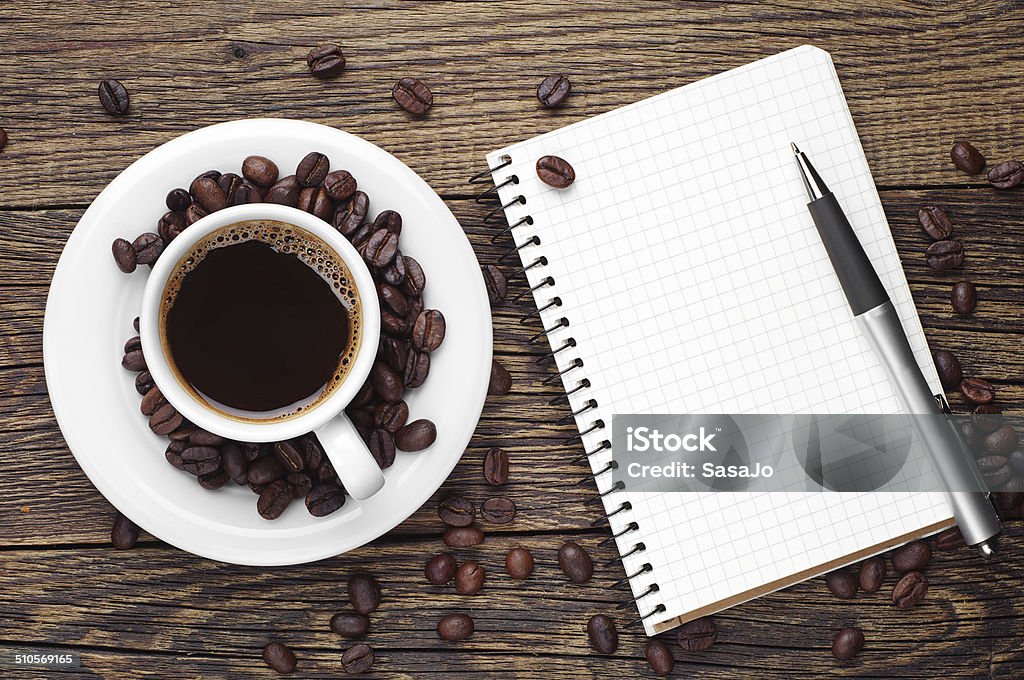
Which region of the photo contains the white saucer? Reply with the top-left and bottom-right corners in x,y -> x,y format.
43,119 -> 492,566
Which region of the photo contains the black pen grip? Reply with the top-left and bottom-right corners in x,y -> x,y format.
807,193 -> 890,315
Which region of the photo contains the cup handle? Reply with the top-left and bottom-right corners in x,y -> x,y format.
315,414 -> 385,501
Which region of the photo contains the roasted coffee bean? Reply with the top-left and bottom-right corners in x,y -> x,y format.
393,77 -> 433,115
984,424 -> 1019,455
242,155 -> 279,187
165,445 -> 186,471
348,573 -> 381,615
122,348 -> 146,371
677,617 -> 717,652
367,429 -> 396,469
892,570 -> 928,608
488,359 -> 512,395
98,79 -> 130,114
988,160 -> 1024,189
483,447 -> 510,486
185,203 -> 209,225
960,377 -> 995,404
645,639 -> 675,675
191,177 -> 227,212
373,209 -> 402,235
505,547 -> 534,580
371,361 -> 404,402
132,316 -> 140,332
111,512 -> 140,549
199,468 -> 230,490
150,403 -> 183,435
378,283 -> 409,317
443,526 -> 484,547
373,400 -> 409,432
537,74 -> 571,108
348,407 -> 374,430
587,614 -> 619,655
395,419 -> 436,451
334,191 -> 369,236
994,491 -> 1024,514
425,553 -> 457,585
249,481 -> 267,495
381,252 -> 407,286
405,295 -> 424,325
140,385 -> 166,416
232,182 -> 262,205
536,155 -> 575,188
157,211 -> 186,244
925,240 -> 964,270
287,472 -> 312,499
307,43 -> 346,79
480,496 -> 516,524
306,483 -> 345,516
350,222 -> 375,250
188,429 -> 225,446
134,370 -> 155,395
112,238 -> 137,273
410,309 -> 445,352
261,642 -> 297,674
380,309 -> 407,337
265,175 -> 301,207
437,613 -> 474,641
917,206 -> 954,241
891,540 -> 931,573
381,337 -> 409,374
455,561 -> 485,595
558,541 -> 593,583
972,405 -> 1003,434
832,627 -> 865,661
951,281 -> 977,315
132,232 -> 164,265
438,496 -> 475,527
221,442 -> 248,485
217,172 -> 244,203
977,455 -> 1012,487
180,446 -> 221,476
166,188 -> 192,212
403,349 -> 430,388
124,335 -> 142,354
1010,449 -> 1024,475
296,151 -> 330,187
482,264 -> 507,304
858,556 -> 887,593
258,480 -> 291,519
933,349 -> 963,390
934,527 -> 965,550
825,569 -> 858,599
315,172 -> 356,207
365,229 -> 400,267
951,141 -> 985,174
273,441 -> 305,472
401,256 -> 426,296
331,612 -> 369,638
248,455 -> 286,485
168,422 -> 196,442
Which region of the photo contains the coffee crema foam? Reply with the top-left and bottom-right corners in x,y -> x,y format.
159,219 -> 362,423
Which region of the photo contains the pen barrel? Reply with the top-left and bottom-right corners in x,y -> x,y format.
807,193 -> 890,315
854,301 -> 1000,547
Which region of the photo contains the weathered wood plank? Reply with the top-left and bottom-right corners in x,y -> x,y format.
1,1 -> 1023,204
0,527 -> 1021,677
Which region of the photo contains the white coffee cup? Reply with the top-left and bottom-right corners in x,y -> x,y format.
139,203 -> 385,500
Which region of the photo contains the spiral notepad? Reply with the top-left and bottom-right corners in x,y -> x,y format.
481,46 -> 954,635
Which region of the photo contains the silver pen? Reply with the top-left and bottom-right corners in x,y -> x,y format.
792,143 -> 1001,557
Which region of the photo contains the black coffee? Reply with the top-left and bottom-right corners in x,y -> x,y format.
163,221 -> 360,414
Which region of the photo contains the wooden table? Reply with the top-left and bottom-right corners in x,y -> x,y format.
2,1 -> 1023,676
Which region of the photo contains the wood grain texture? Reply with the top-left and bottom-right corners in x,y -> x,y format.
1,0 -> 1024,676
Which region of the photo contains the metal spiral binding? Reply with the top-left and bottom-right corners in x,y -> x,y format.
473,155 -> 664,628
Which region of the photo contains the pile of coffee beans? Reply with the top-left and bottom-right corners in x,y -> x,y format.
115,151 -> 444,520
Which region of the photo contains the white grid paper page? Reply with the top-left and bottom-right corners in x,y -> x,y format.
487,46 -> 952,635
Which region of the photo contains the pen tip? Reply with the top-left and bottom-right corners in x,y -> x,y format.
790,142 -> 801,155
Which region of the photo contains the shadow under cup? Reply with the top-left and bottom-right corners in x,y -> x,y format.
158,219 -> 364,423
